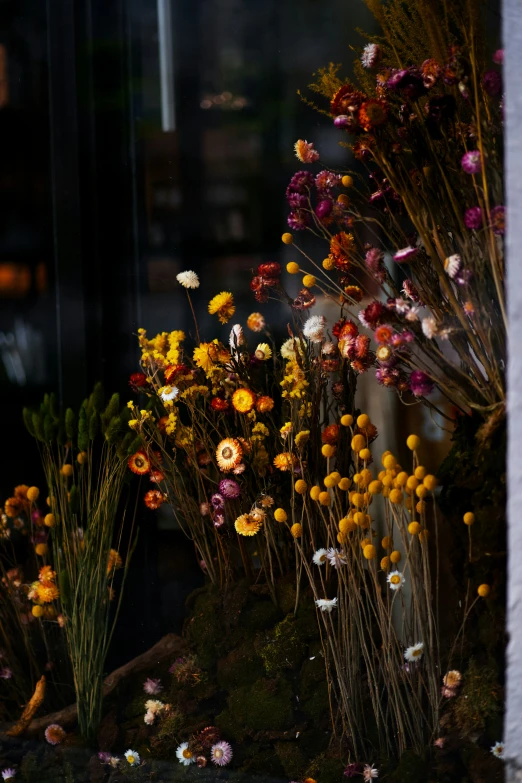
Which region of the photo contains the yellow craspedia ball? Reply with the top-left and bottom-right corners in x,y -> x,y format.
324,475 -> 337,488
357,449 -> 371,464
381,535 -> 392,549
477,583 -> 491,598
405,497 -> 413,511
408,521 -> 421,535
295,479 -> 307,495
368,480 -> 383,495
310,485 -> 321,501
418,528 -> 430,543
359,469 -> 372,486
363,544 -> 377,560
353,473 -> 362,485
382,475 -> 393,488
286,261 -> 300,274
329,471 -> 341,484
406,475 -> 419,491
302,274 -> 316,288
61,464 -> 73,477
389,488 -> 403,504
380,556 -> 390,570
416,500 -> 426,514
381,450 -> 392,465
35,543 -> 48,556
382,487 -> 390,498
26,486 -> 40,502
358,513 -> 372,529
291,523 -> 302,538
77,451 -> 88,465
319,491 -> 331,506
406,434 -> 421,451
337,530 -> 348,544
395,471 -> 408,487
383,454 -> 396,470
274,508 -> 288,523
423,474 -> 438,491
352,492 -> 365,508
322,256 -> 335,270
44,513 -> 55,528
351,434 -> 366,453
416,484 -> 428,499
342,175 -> 354,188
339,517 -> 356,533
321,444 -> 336,458
32,605 -> 44,618
414,465 -> 426,480
341,414 -> 353,427
360,537 -> 372,549
282,232 -> 294,244
390,550 -> 402,564
337,193 -> 350,206
357,413 -> 370,429
463,512 -> 475,526
338,477 -> 351,491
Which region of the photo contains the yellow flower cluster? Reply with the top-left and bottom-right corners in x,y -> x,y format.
280,360 -> 309,400
138,328 -> 185,367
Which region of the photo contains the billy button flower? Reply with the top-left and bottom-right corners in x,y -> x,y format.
286,262 -> 300,274
274,508 -> 288,523
294,479 -> 307,495
291,523 -> 302,538
477,584 -> 491,598
310,485 -> 321,501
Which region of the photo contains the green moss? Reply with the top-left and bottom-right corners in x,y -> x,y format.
241,598 -> 281,631
306,751 -> 345,783
216,676 -> 295,740
276,578 -> 298,614
391,751 -> 430,783
185,587 -> 224,670
276,740 -> 307,779
260,614 -> 306,675
452,658 -> 502,736
217,639 -> 265,689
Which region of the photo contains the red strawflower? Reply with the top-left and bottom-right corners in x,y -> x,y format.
257,262 -> 281,277
211,397 -> 231,412
144,489 -> 165,510
129,372 -> 147,391
358,98 -> 388,131
128,451 -> 151,475
322,423 -> 340,445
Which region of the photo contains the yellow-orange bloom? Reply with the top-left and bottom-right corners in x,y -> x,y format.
232,388 -> 256,413
235,514 -> 262,536
216,438 -> 243,472
273,452 -> 298,471
208,291 -> 235,324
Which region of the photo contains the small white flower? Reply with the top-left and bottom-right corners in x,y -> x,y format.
361,43 -> 381,69
404,642 -> 424,662
303,315 -> 326,343
233,463 -> 246,474
176,270 -> 199,289
315,597 -> 338,612
312,548 -> 328,566
229,324 -> 245,350
176,741 -> 195,765
109,757 -> 120,768
145,699 -> 165,714
322,341 -> 337,355
405,306 -> 420,322
358,309 -> 370,328
394,297 -> 410,315
124,749 -> 140,767
387,570 -> 405,591
160,386 -> 179,403
363,765 -> 379,780
144,710 -> 155,725
491,741 -> 504,760
280,337 -> 303,361
422,317 -> 437,339
326,547 -> 347,569
444,254 -> 461,279
2,770 -> 17,781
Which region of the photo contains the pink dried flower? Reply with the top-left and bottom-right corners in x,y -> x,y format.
461,150 -> 482,175
143,677 -> 163,695
490,205 -> 505,235
294,139 -> 320,163
493,49 -> 504,65
219,478 -> 241,499
361,43 -> 382,69
44,723 -> 66,745
210,741 -> 233,767
394,245 -> 419,263
441,685 -> 457,698
434,737 -> 446,748
409,370 -> 434,397
482,70 -> 502,96
464,206 -> 483,229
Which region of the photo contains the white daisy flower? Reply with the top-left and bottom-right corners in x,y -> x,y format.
444,254 -> 461,279
404,642 -> 424,662
387,570 -> 405,591
176,741 -> 195,765
229,324 -> 245,350
363,765 -> 379,780
315,597 -> 338,612
176,270 -> 199,289
326,547 -> 347,569
421,317 -> 437,339
491,741 -> 504,760
124,749 -> 140,767
160,385 -> 179,403
312,548 -> 328,566
303,315 -> 326,343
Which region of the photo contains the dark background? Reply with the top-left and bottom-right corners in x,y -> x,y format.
0,0 -> 375,664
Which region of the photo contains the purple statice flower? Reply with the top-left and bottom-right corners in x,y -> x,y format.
169,657 -> 186,674
0,667 -> 13,679
464,206 -> 483,229
344,763 -> 363,777
333,114 -> 350,128
219,478 -> 241,499
361,43 -> 382,69
402,279 -> 423,304
461,150 -> 482,175
287,210 -> 310,231
493,49 -> 504,65
286,171 -> 314,197
482,70 -> 502,96
98,752 -> 112,764
315,199 -> 333,219
211,493 -> 225,510
394,246 -> 419,263
489,205 -> 505,235
286,192 -> 308,209
409,370 -> 434,397
315,171 -> 341,191
143,677 -> 163,695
